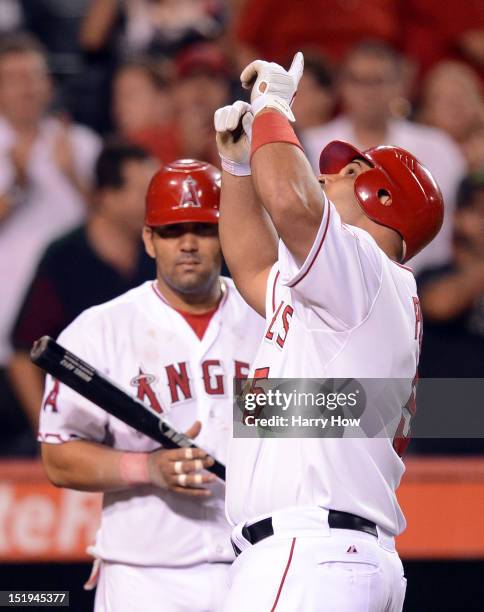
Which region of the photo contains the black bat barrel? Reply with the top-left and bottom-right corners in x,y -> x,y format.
31,336 -> 226,481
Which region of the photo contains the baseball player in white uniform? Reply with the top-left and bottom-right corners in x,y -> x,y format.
39,160 -> 265,612
213,54 -> 444,611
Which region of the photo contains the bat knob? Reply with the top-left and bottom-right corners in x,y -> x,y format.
31,335 -> 52,363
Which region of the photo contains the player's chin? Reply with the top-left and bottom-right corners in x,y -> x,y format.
172,268 -> 212,293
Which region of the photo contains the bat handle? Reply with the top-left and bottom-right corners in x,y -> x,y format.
207,458 -> 226,481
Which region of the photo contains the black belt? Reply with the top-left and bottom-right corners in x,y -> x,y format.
232,510 -> 377,557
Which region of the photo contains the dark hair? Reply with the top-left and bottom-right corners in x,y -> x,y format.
115,57 -> 170,90
342,39 -> 404,75
456,171 -> 484,210
95,140 -> 151,190
302,54 -> 333,89
0,32 -> 47,61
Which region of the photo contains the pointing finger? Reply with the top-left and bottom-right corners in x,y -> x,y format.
288,51 -> 304,85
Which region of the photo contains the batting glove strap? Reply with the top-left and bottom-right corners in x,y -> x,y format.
252,94 -> 295,122
219,154 -> 251,176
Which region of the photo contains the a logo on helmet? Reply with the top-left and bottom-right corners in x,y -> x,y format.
177,175 -> 202,209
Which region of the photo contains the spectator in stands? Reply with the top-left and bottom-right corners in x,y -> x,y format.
232,0 -> 400,70
0,0 -> 23,35
302,40 -> 467,273
292,53 -> 335,133
20,0 -> 91,82
112,43 -> 232,168
172,42 -> 231,166
411,172 -> 484,456
0,33 -> 100,455
6,142 -> 157,451
112,58 -> 181,164
81,0 -> 225,60
23,0 -> 116,134
418,61 -> 484,171
402,0 -> 484,82
417,172 -> 484,378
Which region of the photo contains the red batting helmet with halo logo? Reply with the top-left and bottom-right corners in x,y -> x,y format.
319,141 -> 444,262
145,159 -> 221,227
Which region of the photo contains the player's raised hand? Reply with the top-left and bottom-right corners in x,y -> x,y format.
214,100 -> 253,176
240,51 -> 304,122
147,420 -> 217,497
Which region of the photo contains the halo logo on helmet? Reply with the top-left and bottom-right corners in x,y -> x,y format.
319,141 -> 444,263
177,176 -> 202,209
145,159 -> 221,227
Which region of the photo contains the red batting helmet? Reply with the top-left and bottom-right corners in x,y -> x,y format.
319,141 -> 444,262
145,159 -> 220,227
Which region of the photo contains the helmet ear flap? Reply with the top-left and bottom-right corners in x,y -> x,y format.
353,158 -> 443,263
354,168 -> 408,260
354,168 -> 409,259
353,168 -> 396,223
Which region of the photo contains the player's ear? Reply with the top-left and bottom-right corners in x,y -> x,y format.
142,226 -> 156,259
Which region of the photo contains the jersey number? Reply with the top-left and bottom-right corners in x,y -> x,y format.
265,301 -> 294,349
242,367 -> 271,423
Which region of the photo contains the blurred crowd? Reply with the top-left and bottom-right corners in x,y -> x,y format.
0,0 -> 483,457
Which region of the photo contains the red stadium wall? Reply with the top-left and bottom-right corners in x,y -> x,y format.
0,458 -> 483,562
0,462 -> 100,562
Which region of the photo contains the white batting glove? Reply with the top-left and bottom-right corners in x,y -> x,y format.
240,52 -> 304,122
214,100 -> 254,176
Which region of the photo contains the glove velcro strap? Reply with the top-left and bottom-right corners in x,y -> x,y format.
220,154 -> 251,177
251,111 -> 303,160
252,94 -> 295,122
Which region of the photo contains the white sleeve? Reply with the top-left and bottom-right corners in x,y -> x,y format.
278,196 -> 382,329
38,311 -> 109,445
264,262 -> 283,319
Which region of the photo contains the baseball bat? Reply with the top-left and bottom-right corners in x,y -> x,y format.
31,336 -> 226,481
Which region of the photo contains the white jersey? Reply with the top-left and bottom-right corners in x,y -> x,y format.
226,197 -> 422,536
39,279 -> 264,566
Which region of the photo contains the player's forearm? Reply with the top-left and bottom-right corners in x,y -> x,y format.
8,352 -> 45,432
42,438 -> 215,497
250,115 -> 324,264
41,440 -> 139,492
220,171 -> 277,289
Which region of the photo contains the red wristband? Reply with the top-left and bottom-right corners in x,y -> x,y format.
250,110 -> 303,160
119,452 -> 150,486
